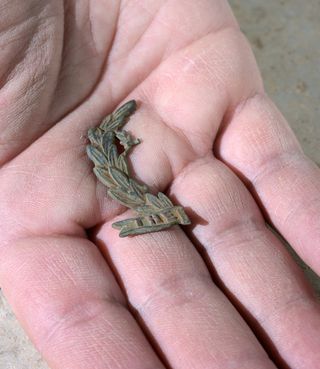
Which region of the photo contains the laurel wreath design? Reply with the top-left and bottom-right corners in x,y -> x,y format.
86,100 -> 190,237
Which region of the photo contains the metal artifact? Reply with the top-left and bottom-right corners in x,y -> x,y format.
86,100 -> 191,237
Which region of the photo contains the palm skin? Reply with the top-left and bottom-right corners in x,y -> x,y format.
0,1 -> 319,369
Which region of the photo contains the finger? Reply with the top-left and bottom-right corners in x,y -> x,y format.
217,94 -> 320,275
96,220 -> 277,369
0,236 -> 165,369
171,155 -> 320,369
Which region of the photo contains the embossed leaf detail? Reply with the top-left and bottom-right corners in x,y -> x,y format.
158,192 -> 174,208
117,155 -> 129,175
86,100 -> 191,237
108,167 -> 130,189
145,193 -> 164,209
106,143 -> 118,168
108,188 -> 144,207
130,179 -> 148,198
93,167 -> 114,188
86,145 -> 107,167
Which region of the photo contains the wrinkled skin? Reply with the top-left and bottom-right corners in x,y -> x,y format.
0,1 -> 319,369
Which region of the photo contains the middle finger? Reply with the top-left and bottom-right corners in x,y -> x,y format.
96,216 -> 277,369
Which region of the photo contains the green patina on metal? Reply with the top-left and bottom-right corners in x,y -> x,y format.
86,100 -> 191,237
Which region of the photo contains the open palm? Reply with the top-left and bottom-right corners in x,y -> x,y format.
0,1 -> 319,369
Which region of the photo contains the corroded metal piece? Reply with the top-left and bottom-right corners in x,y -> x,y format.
86,100 -> 191,237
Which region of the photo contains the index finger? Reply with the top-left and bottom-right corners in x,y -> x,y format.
218,93 -> 320,276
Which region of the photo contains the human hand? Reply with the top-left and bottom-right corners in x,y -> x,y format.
0,1 -> 319,369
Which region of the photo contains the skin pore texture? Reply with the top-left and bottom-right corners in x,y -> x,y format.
0,1 -> 319,369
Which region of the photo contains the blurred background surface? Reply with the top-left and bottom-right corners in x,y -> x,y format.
1,1 -> 319,368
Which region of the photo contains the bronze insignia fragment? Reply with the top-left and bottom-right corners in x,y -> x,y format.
86,100 -> 191,237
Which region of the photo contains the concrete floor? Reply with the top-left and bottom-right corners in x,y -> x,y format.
1,1 -> 320,368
